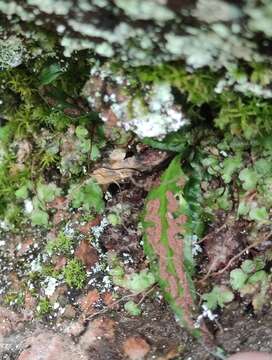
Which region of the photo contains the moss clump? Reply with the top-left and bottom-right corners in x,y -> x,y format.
215,93 -> 272,139
63,259 -> 87,289
46,232 -> 74,255
37,297 -> 52,316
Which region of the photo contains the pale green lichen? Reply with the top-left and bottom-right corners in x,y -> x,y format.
193,0 -> 241,23
165,27 -> 261,70
62,22 -> 134,58
26,0 -> 71,15
0,1 -> 35,21
114,0 -> 175,22
245,0 -> 272,37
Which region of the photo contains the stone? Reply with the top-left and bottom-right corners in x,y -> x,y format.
0,306 -> 23,338
79,316 -> 115,351
228,352 -> 272,360
122,336 -> 150,360
17,331 -> 86,360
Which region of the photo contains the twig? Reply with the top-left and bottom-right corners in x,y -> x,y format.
212,230 -> 272,278
213,231 -> 272,277
197,223 -> 227,244
85,285 -> 157,321
137,285 -> 157,305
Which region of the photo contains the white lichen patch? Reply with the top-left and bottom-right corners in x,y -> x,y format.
114,0 -> 175,22
245,0 -> 272,37
165,27 -> 260,70
215,68 -> 272,98
193,0 -> 241,23
111,82 -> 189,139
0,36 -> 25,69
26,0 -> 71,15
92,216 -> 109,243
43,276 -> 59,297
0,1 -> 35,21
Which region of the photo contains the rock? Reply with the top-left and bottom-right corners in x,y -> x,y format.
228,352 -> 272,360
23,290 -> 37,320
75,240 -> 98,269
17,330 -> 85,360
8,271 -> 21,291
122,336 -> 150,360
64,318 -> 85,337
0,306 -> 23,338
62,304 -> 76,319
79,316 -> 115,351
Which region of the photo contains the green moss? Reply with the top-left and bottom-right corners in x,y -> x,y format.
37,297 -> 52,316
46,232 -> 74,255
4,291 -> 25,307
128,63 -> 218,105
63,259 -> 87,289
215,93 -> 272,139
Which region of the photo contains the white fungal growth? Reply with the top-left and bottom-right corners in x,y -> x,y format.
114,0 -> 175,22
195,304 -> 218,328
111,82 -> 189,139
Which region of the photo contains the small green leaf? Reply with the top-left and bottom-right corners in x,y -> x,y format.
142,131 -> 189,153
30,209 -> 49,226
241,260 -> 255,274
70,179 -> 104,212
110,265 -> 125,278
15,185 -> 29,199
107,213 -> 121,226
249,207 -> 268,222
90,144 -> 101,161
239,168 -> 259,190
124,300 -> 141,316
254,158 -> 271,176
248,270 -> 267,284
40,63 -> 63,85
221,154 -> 242,183
75,125 -> 88,138
120,270 -> 155,293
37,182 -> 61,203
230,269 -> 248,290
237,201 -> 250,217
253,257 -> 266,271
202,286 -> 234,310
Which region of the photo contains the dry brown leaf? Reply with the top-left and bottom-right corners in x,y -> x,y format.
92,149 -> 169,186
